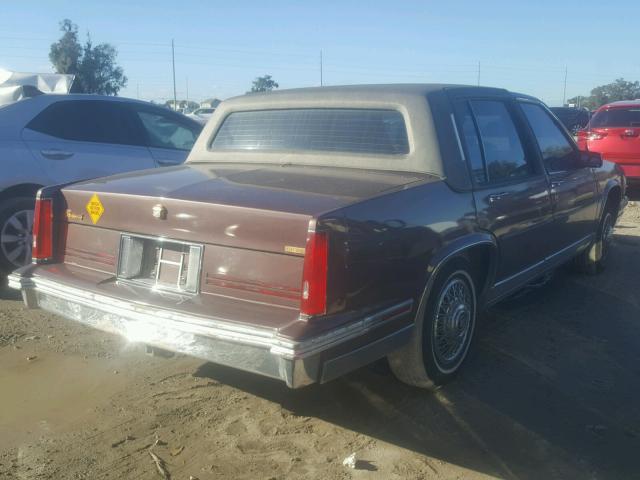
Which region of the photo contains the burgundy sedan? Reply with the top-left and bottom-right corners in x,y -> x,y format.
9,85 -> 626,389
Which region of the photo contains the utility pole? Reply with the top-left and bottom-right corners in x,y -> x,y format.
477,61 -> 481,86
562,66 -> 568,106
320,50 -> 323,87
171,39 -> 177,111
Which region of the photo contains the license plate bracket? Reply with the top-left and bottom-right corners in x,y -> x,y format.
117,234 -> 203,294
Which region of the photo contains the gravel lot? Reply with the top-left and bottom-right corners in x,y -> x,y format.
1,198 -> 639,480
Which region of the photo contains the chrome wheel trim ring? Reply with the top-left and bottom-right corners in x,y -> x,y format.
0,209 -> 34,267
431,271 -> 476,374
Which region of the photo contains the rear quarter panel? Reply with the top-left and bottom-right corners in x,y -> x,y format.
593,160 -> 626,215
325,179 -> 477,319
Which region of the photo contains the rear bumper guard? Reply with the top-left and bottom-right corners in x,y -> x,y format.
8,272 -> 413,388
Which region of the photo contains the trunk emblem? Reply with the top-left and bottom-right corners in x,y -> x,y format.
86,194 -> 105,225
66,210 -> 84,221
152,204 -> 168,220
284,245 -> 305,255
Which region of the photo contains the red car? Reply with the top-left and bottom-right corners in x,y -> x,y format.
577,100 -> 640,184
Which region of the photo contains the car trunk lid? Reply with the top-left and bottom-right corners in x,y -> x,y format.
56,163 -> 432,313
60,163 -> 429,252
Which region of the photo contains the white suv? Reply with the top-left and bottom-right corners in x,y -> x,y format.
0,94 -> 202,271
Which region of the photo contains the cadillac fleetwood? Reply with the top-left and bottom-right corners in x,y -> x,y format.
8,85 -> 626,389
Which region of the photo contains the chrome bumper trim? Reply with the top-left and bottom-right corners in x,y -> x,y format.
8,272 -> 413,388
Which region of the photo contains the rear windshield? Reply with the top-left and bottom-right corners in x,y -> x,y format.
210,108 -> 409,155
590,108 -> 640,128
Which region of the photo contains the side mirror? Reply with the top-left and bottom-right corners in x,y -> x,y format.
579,151 -> 603,168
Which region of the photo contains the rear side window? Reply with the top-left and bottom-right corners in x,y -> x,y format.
134,108 -> 201,151
520,103 -> 576,172
590,108 -> 640,128
136,109 -> 202,150
465,100 -> 531,184
211,109 -> 409,155
26,100 -> 141,146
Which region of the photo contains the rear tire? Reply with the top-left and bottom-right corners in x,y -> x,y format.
575,205 -> 615,275
0,197 -> 35,272
388,258 -> 477,389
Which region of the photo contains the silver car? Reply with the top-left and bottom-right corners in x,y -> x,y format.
186,107 -> 216,125
0,94 -> 202,270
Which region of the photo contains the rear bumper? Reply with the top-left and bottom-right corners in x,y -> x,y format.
8,271 -> 413,388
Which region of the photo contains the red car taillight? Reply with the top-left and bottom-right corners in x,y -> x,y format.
587,129 -> 608,141
32,196 -> 54,262
300,230 -> 328,317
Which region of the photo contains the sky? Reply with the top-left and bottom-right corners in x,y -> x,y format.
1,0 -> 639,106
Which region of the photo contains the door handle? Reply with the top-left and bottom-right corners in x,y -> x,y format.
550,180 -> 566,189
41,149 -> 74,160
488,192 -> 510,203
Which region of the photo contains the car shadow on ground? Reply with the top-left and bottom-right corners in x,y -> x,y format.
196,235 -> 640,480
0,283 -> 20,301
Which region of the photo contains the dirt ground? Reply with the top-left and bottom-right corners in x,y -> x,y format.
1,199 -> 640,480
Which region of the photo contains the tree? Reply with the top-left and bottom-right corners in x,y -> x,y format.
49,19 -> 127,95
567,78 -> 640,110
248,75 -> 279,93
49,19 -> 82,76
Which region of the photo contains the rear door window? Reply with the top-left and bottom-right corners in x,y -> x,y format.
465,100 -> 532,184
211,109 -> 409,155
520,102 -> 577,172
26,100 -> 142,146
590,108 -> 640,128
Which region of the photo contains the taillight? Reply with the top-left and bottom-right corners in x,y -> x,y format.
587,130 -> 608,141
300,230 -> 328,316
32,196 -> 53,262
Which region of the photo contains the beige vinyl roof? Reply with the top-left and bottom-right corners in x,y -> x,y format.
187,84 -> 462,176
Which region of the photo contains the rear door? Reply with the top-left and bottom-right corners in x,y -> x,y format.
519,101 -> 599,251
453,97 -> 554,289
129,105 -> 202,166
22,100 -> 155,184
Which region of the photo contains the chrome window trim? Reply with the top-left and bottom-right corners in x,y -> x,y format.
450,112 -> 466,163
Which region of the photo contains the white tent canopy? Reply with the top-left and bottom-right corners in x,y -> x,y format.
0,69 -> 75,106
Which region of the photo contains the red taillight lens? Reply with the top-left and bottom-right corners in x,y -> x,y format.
300,230 -> 328,316
587,129 -> 608,141
32,197 -> 53,261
